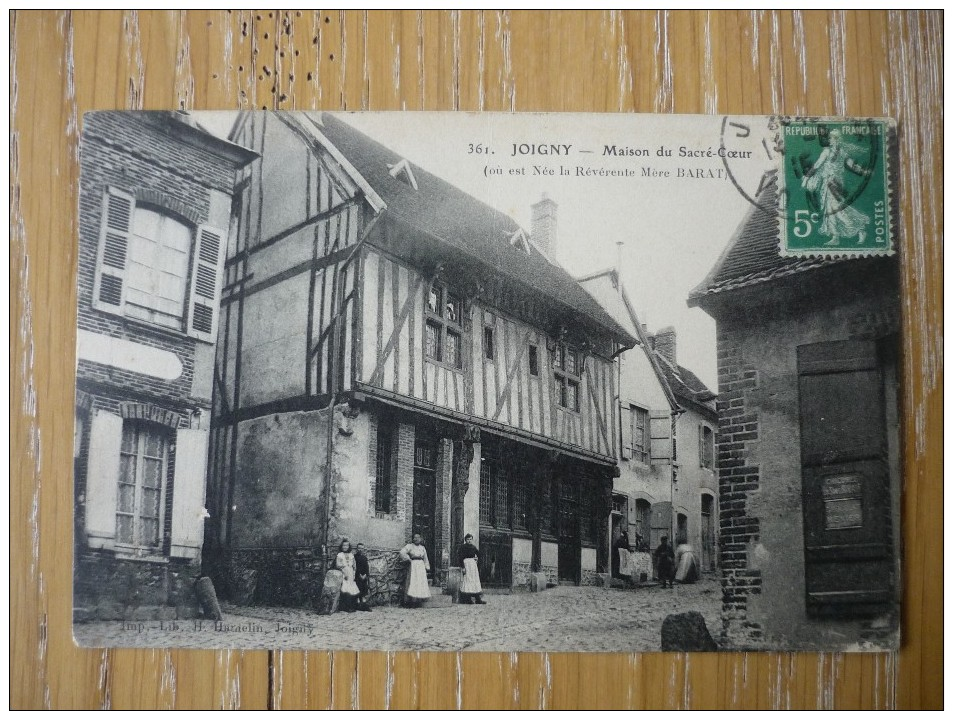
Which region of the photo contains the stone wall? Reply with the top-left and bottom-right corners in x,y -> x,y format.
74,551 -> 201,621
714,266 -> 901,649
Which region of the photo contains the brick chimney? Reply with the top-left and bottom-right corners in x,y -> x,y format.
531,193 -> 558,258
654,326 -> 676,364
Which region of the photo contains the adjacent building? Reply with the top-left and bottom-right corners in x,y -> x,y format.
688,185 -> 901,649
650,330 -> 719,572
74,112 -> 257,619
207,113 -> 636,606
580,271 -> 718,580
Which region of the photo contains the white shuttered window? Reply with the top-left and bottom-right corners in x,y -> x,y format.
91,188 -> 226,343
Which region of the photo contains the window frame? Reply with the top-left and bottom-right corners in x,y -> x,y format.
700,424 -> 715,469
483,325 -> 495,361
424,281 -> 465,370
553,343 -> 582,413
478,442 -> 530,532
631,406 -> 650,463
374,420 -> 396,515
115,419 -> 171,554
91,187 -> 226,344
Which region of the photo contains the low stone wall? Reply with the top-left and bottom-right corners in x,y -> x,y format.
74,551 -> 201,621
581,569 -> 603,587
512,561 -> 558,590
226,547 -> 323,607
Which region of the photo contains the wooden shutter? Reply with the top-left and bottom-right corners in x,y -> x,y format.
650,500 -> 672,549
169,428 -> 209,559
797,339 -> 895,614
92,188 -> 135,314
649,409 -> 672,462
626,496 -> 639,541
84,410 -> 123,544
698,423 -> 705,467
187,224 -> 227,343
620,404 -> 632,459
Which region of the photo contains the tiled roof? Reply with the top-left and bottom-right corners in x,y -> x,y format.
688,180 -> 830,303
654,353 -> 716,414
316,113 -> 635,346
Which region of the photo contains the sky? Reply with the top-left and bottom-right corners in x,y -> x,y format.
199,111 -> 758,391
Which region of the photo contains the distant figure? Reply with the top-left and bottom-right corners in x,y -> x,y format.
354,543 -> 373,611
399,533 -> 431,607
335,539 -> 360,613
674,537 -> 700,584
612,530 -> 631,579
458,533 -> 486,604
654,535 -> 676,589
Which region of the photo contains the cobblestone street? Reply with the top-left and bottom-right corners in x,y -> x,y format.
74,577 -> 722,652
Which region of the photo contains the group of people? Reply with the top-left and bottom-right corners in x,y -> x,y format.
653,534 -> 700,588
333,540 -> 373,612
333,532 -> 486,612
612,529 -> 700,588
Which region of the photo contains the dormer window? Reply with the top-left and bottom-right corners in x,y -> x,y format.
388,158 -> 418,190
507,228 -> 530,255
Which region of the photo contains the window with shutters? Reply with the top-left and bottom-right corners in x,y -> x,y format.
116,420 -> 170,553
622,405 -> 650,462
424,282 -> 464,370
91,188 -> 226,343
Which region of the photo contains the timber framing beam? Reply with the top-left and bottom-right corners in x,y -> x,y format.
354,381 -> 617,470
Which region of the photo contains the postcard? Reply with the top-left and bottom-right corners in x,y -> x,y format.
72,111 -> 900,652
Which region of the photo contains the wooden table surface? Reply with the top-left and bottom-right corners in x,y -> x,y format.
11,10 -> 942,709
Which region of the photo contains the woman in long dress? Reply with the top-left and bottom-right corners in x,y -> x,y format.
801,129 -> 872,246
335,539 -> 361,613
399,533 -> 431,607
674,537 -> 700,584
458,533 -> 486,604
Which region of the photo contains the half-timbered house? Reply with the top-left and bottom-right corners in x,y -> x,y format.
209,114 -> 635,605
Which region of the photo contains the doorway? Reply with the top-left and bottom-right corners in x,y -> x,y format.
557,479 -> 580,584
701,494 -> 715,570
412,436 -> 437,580
676,513 -> 688,544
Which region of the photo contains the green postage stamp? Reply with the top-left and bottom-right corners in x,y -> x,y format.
780,118 -> 894,257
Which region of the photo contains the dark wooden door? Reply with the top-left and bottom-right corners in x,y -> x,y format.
797,340 -> 894,616
412,439 -> 437,578
701,494 -> 715,570
477,529 -> 512,587
557,480 -> 580,584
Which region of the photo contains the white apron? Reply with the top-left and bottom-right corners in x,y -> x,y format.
461,558 -> 482,594
406,559 -> 431,599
